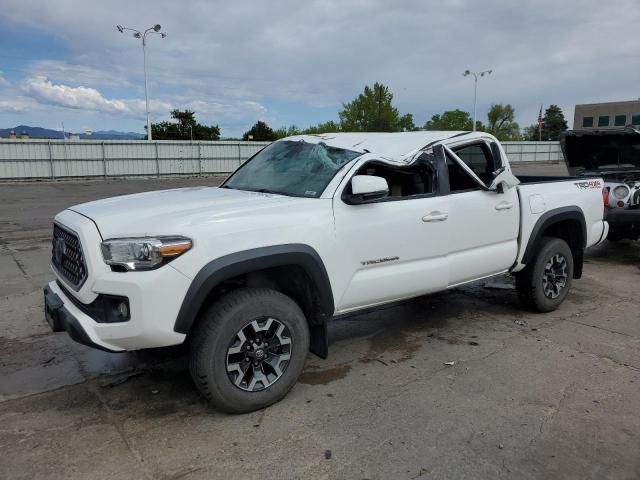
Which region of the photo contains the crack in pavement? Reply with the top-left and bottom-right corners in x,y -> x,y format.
525,318 -> 640,373
529,382 -> 578,447
90,382 -> 155,480
566,317 -> 639,339
376,338 -> 515,409
10,254 -> 28,278
160,466 -> 206,480
67,343 -> 154,480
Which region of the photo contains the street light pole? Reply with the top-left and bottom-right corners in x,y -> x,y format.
142,34 -> 152,141
463,69 -> 492,132
116,24 -> 167,140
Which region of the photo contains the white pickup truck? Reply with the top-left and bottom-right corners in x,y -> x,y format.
44,131 -> 608,412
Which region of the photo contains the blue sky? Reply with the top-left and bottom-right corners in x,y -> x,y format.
1,0 -> 639,137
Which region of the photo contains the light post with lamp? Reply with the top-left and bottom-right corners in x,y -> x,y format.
116,24 -> 167,140
463,69 -> 492,132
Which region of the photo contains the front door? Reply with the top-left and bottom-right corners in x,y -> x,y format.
332,156 -> 449,313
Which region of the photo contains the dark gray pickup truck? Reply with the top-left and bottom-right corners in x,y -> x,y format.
562,127 -> 640,241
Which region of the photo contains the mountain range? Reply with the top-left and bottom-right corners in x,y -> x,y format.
0,125 -> 145,140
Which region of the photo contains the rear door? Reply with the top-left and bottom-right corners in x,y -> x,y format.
443,140 -> 520,285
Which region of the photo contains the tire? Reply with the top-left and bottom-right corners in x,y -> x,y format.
516,237 -> 574,313
189,288 -> 309,413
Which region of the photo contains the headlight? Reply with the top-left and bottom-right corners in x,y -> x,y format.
613,185 -> 630,200
101,236 -> 192,271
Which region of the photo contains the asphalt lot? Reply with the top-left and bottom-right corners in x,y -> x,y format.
1,169 -> 639,479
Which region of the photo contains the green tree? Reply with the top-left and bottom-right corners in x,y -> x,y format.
398,113 -> 417,131
424,109 -> 482,131
486,104 -> 521,140
522,124 -> 541,141
150,109 -> 220,140
339,82 -> 402,132
541,104 -> 568,141
274,125 -> 302,139
243,120 -> 277,141
302,120 -> 342,134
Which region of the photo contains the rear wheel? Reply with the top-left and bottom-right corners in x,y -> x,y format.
189,288 -> 309,413
516,237 -> 574,313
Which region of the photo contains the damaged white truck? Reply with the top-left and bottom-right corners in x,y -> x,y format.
44,131 -> 609,412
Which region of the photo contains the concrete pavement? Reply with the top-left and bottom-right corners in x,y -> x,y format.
1,175 -> 639,480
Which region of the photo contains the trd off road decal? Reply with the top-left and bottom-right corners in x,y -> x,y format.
360,256 -> 400,266
574,180 -> 602,190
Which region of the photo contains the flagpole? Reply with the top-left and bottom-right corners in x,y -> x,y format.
538,104 -> 543,141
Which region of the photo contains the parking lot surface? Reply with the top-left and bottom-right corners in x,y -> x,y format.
1,174 -> 639,480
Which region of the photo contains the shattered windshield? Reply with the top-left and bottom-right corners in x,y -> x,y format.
223,140 -> 361,198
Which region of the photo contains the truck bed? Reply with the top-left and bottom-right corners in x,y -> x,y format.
517,175 -> 599,184
512,175 -> 607,269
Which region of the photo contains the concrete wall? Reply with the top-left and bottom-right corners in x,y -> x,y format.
0,139 -> 564,180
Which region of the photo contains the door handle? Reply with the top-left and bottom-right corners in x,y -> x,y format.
495,201 -> 513,211
422,211 -> 448,222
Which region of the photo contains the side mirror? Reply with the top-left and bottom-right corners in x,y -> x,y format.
346,175 -> 389,204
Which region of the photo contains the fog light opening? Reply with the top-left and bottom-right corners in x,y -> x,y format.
117,302 -> 129,319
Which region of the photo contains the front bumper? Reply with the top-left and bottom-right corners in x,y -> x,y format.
45,264 -> 191,351
44,285 -> 117,352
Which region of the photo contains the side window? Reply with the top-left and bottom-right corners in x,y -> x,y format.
452,143 -> 495,184
345,156 -> 437,200
446,155 -> 482,193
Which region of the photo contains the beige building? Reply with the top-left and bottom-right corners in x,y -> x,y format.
574,100 -> 640,130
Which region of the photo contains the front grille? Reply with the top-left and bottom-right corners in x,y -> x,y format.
52,224 -> 88,289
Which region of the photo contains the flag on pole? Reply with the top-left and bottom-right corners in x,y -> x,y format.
537,105 -> 544,127
538,105 -> 544,141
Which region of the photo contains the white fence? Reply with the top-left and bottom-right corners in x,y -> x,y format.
501,141 -> 563,163
0,139 -> 563,180
0,140 -> 271,180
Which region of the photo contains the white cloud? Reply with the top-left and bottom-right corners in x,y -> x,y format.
22,76 -> 130,114
2,0 -> 640,134
0,72 -> 10,88
0,73 -> 34,113
0,97 -> 36,113
28,60 -> 132,88
19,76 -> 176,119
10,74 -> 268,134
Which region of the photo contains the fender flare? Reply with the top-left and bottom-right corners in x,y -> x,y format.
173,244 -> 334,336
520,206 -> 587,266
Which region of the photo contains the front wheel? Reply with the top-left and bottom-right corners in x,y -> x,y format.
516,237 -> 574,313
189,288 -> 310,413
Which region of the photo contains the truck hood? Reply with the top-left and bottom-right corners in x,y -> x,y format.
69,186 -> 305,239
561,128 -> 640,181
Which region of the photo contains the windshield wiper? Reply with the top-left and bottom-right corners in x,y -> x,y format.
245,188 -> 287,196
